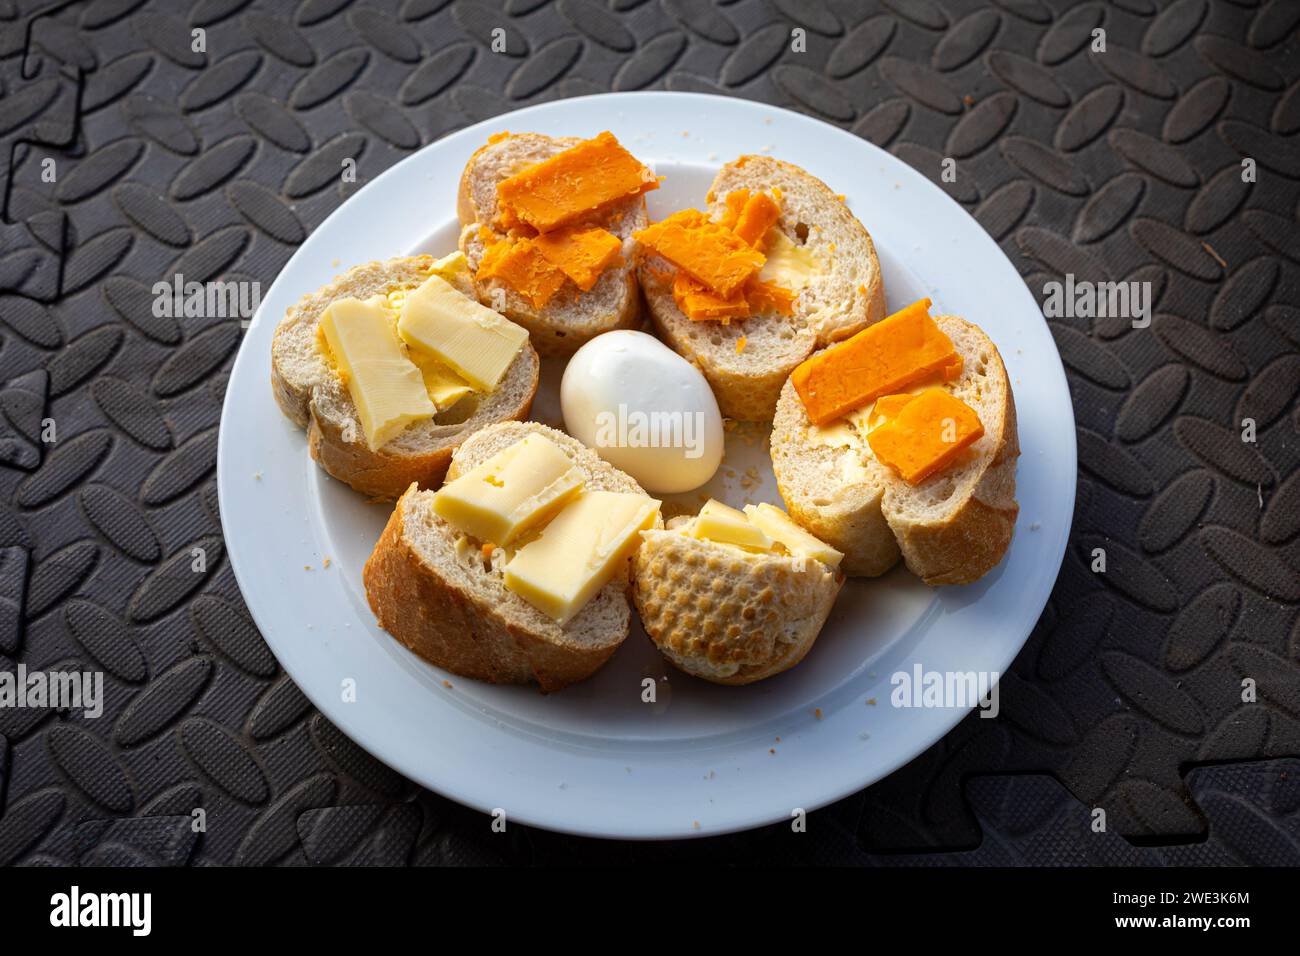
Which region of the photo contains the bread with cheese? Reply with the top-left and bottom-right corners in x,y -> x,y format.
633,520 -> 841,685
363,421 -> 661,692
458,132 -> 647,356
637,155 -> 885,421
771,315 -> 1018,584
271,256 -> 540,499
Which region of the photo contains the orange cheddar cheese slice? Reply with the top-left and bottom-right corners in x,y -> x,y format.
720,189 -> 750,229
733,192 -> 781,248
746,278 -> 796,317
635,209 -> 766,298
866,388 -> 984,484
495,131 -> 657,234
673,272 -> 749,322
790,298 -> 958,426
532,225 -> 622,291
872,393 -> 917,421
478,237 -> 567,309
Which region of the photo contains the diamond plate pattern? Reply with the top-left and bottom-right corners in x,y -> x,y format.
0,0 -> 1296,864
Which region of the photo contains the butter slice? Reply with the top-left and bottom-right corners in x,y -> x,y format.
690,499 -> 773,552
505,491 -> 660,625
317,296 -> 436,451
743,503 -> 843,568
433,433 -> 584,546
397,274 -> 528,391
758,231 -> 819,290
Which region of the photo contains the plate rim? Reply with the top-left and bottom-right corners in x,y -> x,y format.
217,90 -> 1077,840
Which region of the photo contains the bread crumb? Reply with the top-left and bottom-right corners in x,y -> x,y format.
1030,521 -> 1041,530
866,697 -> 876,706
692,820 -> 701,829
814,707 -> 823,720
442,679 -> 453,688
769,747 -> 776,754
775,735 -> 781,742
253,471 -> 262,480
323,557 -> 332,568
736,335 -> 747,354
303,565 -> 312,571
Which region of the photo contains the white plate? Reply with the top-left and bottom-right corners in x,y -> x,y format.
218,92 -> 1075,839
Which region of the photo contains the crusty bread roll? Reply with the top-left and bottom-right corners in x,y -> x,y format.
271,256 -> 540,499
771,316 -> 1019,584
638,155 -> 886,421
458,133 -> 646,356
363,421 -> 662,692
633,527 -> 841,685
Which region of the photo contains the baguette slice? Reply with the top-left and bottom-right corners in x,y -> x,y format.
364,421 -> 661,692
771,316 -> 1019,584
638,155 -> 886,421
458,132 -> 646,356
633,527 -> 841,685
271,256 -> 540,499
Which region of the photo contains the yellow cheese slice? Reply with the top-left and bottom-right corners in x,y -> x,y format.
432,433 -> 585,546
743,503 -> 843,568
408,351 -> 472,411
397,274 -> 529,391
428,250 -> 469,281
505,491 -> 660,625
317,296 -> 436,451
689,499 -> 773,552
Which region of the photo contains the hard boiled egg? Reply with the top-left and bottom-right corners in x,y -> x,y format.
561,330 -> 723,494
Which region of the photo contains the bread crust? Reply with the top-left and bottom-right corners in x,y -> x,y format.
771,316 -> 1019,585
887,396 -> 1019,586
457,132 -> 647,357
364,489 -> 621,691
638,155 -> 886,421
270,256 -> 540,499
632,530 -> 841,685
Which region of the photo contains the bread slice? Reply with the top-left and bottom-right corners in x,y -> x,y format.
271,256 -> 540,499
771,316 -> 1019,584
457,133 -> 646,356
633,527 -> 841,685
363,421 -> 662,692
638,155 -> 886,421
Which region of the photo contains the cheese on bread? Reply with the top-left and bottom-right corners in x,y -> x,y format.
633,499 -> 841,684
637,155 -> 886,420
